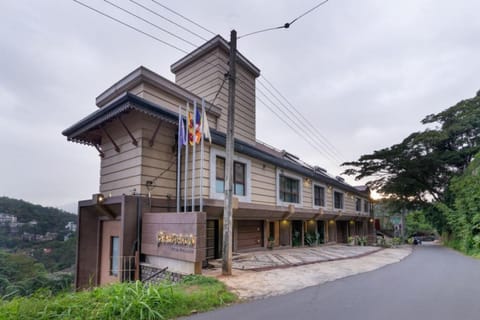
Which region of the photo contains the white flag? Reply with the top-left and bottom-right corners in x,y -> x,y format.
202,107 -> 212,144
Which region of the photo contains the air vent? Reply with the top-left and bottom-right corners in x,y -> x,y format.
282,150 -> 300,162
313,166 -> 327,173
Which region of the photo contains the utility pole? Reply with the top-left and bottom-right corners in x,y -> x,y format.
222,29 -> 237,275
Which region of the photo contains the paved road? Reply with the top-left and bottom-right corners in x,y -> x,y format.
187,244 -> 480,320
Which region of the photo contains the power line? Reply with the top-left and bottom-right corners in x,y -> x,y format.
73,0 -> 228,111
239,0 -> 329,39
256,79 -> 342,162
235,75 -> 340,167
290,0 -> 330,25
149,0 -> 216,36
236,72 -> 341,163
259,75 -> 345,159
103,0 -> 199,48
72,0 -> 189,53
73,0 -> 341,167
128,0 -> 209,42
256,94 -> 340,168
256,88 -> 340,165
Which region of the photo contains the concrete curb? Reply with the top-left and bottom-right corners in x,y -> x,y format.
248,247 -> 384,272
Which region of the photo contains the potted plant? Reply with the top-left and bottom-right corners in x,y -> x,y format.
348,236 -> 356,246
267,236 -> 275,249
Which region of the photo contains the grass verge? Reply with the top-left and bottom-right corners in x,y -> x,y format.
0,275 -> 236,320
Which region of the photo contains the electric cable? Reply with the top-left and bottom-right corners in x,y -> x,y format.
149,0 -> 216,36
72,0 -> 190,53
260,75 -> 343,158
103,0 -> 199,47
128,0 -> 209,41
239,0 -> 329,39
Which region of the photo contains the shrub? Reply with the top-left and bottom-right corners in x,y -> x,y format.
0,277 -> 236,320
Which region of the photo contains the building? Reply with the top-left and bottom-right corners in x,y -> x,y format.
63,36 -> 374,288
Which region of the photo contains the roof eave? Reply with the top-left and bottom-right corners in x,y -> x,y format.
95,66 -> 222,117
170,35 -> 261,78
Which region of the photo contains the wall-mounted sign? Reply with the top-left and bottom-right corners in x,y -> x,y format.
157,231 -> 196,247
142,212 -> 206,263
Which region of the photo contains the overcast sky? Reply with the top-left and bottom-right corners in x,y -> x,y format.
1,0 -> 479,211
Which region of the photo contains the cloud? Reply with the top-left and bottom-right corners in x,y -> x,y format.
1,0 -> 479,206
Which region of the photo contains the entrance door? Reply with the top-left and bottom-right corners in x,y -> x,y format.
292,220 -> 302,247
236,220 -> 264,251
99,220 -> 121,285
327,221 -> 336,242
205,220 -> 219,260
336,221 -> 348,243
317,221 -> 325,244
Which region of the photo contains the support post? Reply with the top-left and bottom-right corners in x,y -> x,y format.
222,30 -> 237,276
176,105 -> 182,213
192,101 -> 197,212
184,104 -> 189,213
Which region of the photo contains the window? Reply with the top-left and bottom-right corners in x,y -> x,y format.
279,174 -> 300,203
210,149 -> 251,202
215,156 -> 246,196
110,236 -> 119,276
356,198 -> 362,212
334,191 -> 344,210
234,162 -> 245,196
215,156 -> 225,193
314,185 -> 325,207
364,200 -> 369,213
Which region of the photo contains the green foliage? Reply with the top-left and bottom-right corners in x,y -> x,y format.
343,90 -> 480,234
0,250 -> 73,299
405,210 -> 435,237
342,90 -> 480,208
0,278 -> 236,320
0,196 -> 76,237
303,232 -> 316,246
440,154 -> 480,255
31,237 -> 77,272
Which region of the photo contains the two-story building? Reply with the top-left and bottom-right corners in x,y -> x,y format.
63,35 -> 374,288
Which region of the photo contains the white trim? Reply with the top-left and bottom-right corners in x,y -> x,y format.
276,168 -> 303,207
209,147 -> 251,202
332,189 -> 344,211
312,182 -> 327,209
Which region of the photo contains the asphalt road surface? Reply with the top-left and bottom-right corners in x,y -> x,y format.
187,244 -> 480,320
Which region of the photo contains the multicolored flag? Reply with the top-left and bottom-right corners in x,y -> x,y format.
195,108 -> 201,144
188,110 -> 202,145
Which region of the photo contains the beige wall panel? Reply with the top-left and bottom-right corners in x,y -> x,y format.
101,148 -> 142,167
100,177 -> 139,192
101,158 -> 142,176
100,167 -> 141,184
251,194 -> 276,205
303,185 -> 313,209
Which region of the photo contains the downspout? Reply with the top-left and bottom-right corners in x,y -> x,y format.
136,196 -> 142,280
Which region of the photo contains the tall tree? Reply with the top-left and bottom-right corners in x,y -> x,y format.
343,90 -> 480,206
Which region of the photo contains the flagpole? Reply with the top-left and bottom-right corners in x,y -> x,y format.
176,104 -> 181,213
191,100 -> 197,212
200,98 -> 205,212
184,103 -> 189,213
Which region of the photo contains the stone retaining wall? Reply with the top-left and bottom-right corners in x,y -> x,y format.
140,263 -> 184,283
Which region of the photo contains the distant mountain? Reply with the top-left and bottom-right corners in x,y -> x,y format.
0,197 -> 76,235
